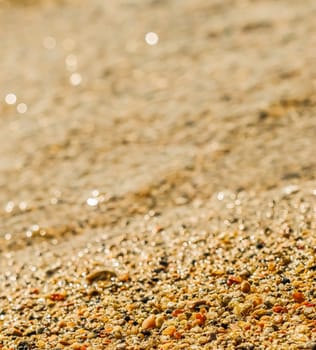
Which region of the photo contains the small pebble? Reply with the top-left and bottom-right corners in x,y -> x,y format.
241,280 -> 251,293
142,315 -> 156,330
292,291 -> 305,303
162,325 -> 177,336
155,315 -> 165,328
86,270 -> 117,283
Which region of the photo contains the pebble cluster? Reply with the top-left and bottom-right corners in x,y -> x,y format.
0,0 -> 316,349
0,185 -> 316,349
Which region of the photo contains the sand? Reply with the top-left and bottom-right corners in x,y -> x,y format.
0,0 -> 316,349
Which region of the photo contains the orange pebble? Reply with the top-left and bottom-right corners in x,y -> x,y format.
194,312 -> 206,325
272,305 -> 288,313
49,293 -> 66,301
172,309 -> 184,317
162,325 -> 177,336
142,315 -> 156,329
293,291 -> 305,303
227,275 -> 242,286
173,331 -> 182,339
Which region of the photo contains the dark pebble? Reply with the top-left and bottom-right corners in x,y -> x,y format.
17,342 -> 31,350
281,277 -> 291,284
141,296 -> 151,303
36,327 -> 45,334
256,242 -> 265,249
153,267 -> 165,273
209,332 -> 217,341
159,259 -> 169,267
234,336 -> 244,345
141,330 -> 151,336
221,322 -> 229,329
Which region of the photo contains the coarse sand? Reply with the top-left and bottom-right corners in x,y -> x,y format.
0,0 -> 316,349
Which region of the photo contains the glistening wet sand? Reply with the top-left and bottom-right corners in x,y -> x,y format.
0,0 -> 316,349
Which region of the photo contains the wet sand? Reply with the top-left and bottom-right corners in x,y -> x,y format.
0,0 -> 316,349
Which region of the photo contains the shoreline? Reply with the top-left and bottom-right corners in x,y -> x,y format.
1,0 -> 316,348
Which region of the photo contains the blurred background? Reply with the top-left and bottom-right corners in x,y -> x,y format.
0,0 -> 315,251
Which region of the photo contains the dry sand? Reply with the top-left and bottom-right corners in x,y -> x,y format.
0,0 -> 316,349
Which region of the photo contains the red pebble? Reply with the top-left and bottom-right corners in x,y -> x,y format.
293,291 -> 305,303
49,293 -> 66,301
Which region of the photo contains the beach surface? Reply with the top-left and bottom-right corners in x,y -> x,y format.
0,0 -> 316,349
